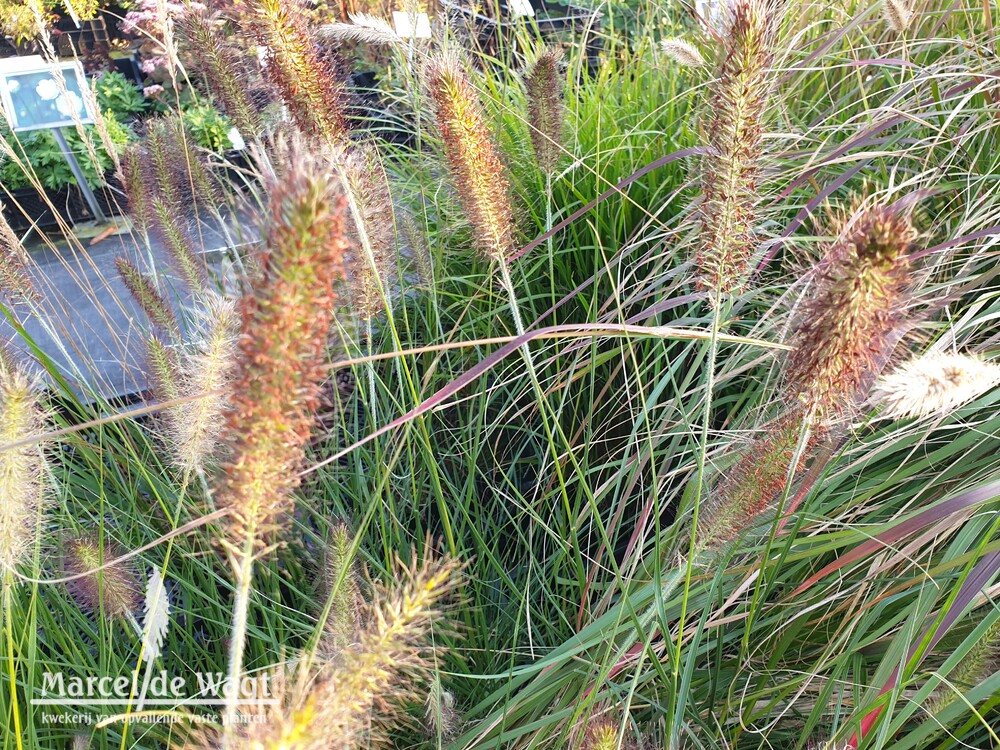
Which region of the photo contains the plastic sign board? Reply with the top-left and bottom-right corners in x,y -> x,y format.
392,11 -> 432,38
0,60 -> 94,133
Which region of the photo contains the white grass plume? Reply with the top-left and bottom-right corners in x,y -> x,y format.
319,13 -> 402,46
660,38 -> 705,67
874,351 -> 1000,419
137,567 -> 171,710
168,292 -> 239,473
0,366 -> 47,575
883,0 -> 913,32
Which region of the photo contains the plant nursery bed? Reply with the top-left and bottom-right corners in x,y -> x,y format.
440,0 -> 604,72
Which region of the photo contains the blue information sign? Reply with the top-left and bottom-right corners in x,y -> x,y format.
0,60 -> 94,133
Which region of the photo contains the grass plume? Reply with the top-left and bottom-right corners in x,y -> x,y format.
786,202 -> 917,419
426,55 -> 517,264
525,47 -> 566,174
695,0 -> 777,298
873,351 -> 1000,419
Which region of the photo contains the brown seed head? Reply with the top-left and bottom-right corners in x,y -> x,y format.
219,141 -> 348,550
787,203 -> 916,418
426,55 -> 517,264
63,534 -> 142,618
525,47 -> 566,174
695,0 -> 777,299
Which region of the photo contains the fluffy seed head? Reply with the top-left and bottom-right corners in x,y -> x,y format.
117,145 -> 152,235
926,615 -> 1000,716
0,210 -> 38,304
145,335 -> 181,405
321,521 -> 363,657
115,256 -> 179,338
525,47 -> 566,174
197,550 -> 459,749
661,38 -> 705,67
167,292 -> 240,473
874,352 -> 1000,420
695,0 -> 777,298
0,367 -> 47,574
883,0 -> 913,32
583,719 -> 638,750
786,203 -> 916,418
219,142 -> 348,550
426,55 -> 517,264
181,10 -> 263,140
246,0 -> 348,144
699,409 -> 813,548
425,677 -> 460,740
62,534 -> 142,618
342,145 -> 398,321
318,13 -> 403,46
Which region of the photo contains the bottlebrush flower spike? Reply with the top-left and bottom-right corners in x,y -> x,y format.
322,522 -> 363,657
695,0 -> 777,299
117,145 -> 151,235
0,209 -> 38,304
525,47 -> 566,174
145,335 -> 181,405
426,55 -> 517,264
218,141 -> 348,550
699,409 -> 812,548
926,615 -> 1000,716
246,0 -> 348,144
181,10 -> 263,141
0,366 -> 47,575
168,292 -> 240,474
62,534 -> 142,618
660,38 -> 705,67
115,256 -> 179,338
874,351 -> 1000,419
786,202 -> 916,419
191,551 -> 459,749
341,145 -> 397,321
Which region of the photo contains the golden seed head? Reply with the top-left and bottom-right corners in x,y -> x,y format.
0,367 -> 47,574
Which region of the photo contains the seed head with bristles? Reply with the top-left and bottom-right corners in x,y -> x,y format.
695,0 -> 777,298
167,292 -> 240,474
786,203 -> 917,419
181,10 -> 263,141
925,615 -> 1000,717
62,534 -> 142,619
525,47 -> 566,174
0,209 -> 38,304
321,522 -> 363,657
193,550 -> 459,749
425,676 -> 460,740
341,144 -> 398,321
426,55 -> 517,264
318,13 -> 403,46
145,335 -> 181,405
874,351 -> 1000,420
883,0 -> 914,32
698,409 -> 813,548
246,0 -> 349,144
0,367 -> 47,575
115,256 -> 179,338
117,144 -> 152,235
660,38 -> 705,67
219,141 -> 348,552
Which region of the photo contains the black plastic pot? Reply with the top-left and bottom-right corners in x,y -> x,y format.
2,174 -> 126,233
440,0 -> 604,73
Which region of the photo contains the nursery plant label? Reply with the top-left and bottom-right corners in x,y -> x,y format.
508,0 -> 535,18
392,11 -> 432,38
0,59 -> 94,132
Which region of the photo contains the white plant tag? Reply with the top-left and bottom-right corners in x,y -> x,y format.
508,0 -> 535,18
392,11 -> 432,38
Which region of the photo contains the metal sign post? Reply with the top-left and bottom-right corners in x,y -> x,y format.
0,57 -> 107,224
